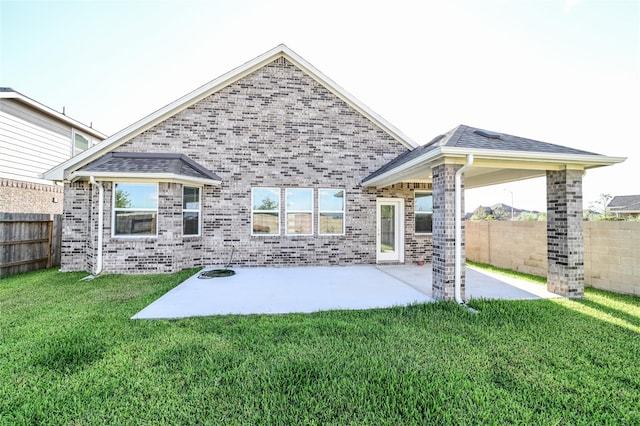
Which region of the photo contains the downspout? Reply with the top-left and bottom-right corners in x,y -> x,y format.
454,154 -> 474,305
89,176 -> 104,275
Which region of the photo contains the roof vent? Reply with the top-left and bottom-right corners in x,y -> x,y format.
474,129 -> 502,139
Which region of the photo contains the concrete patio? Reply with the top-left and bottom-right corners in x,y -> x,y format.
132,264 -> 561,320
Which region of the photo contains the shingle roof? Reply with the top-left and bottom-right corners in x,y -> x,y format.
608,195 -> 640,212
363,124 -> 600,183
79,152 -> 221,182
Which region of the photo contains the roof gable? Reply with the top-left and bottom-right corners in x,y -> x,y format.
44,44 -> 417,181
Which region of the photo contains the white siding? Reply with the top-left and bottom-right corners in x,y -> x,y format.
0,100 -> 74,183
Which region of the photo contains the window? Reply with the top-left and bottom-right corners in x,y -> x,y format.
183,186 -> 201,236
319,189 -> 345,235
286,188 -> 313,235
72,130 -> 91,155
252,188 -> 280,235
415,192 -> 433,234
113,183 -> 158,236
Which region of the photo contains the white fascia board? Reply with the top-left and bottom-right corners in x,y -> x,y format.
44,44 -> 418,182
0,91 -> 107,140
69,171 -> 221,186
361,147 -> 443,187
440,147 -> 627,167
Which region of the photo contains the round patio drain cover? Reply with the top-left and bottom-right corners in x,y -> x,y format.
198,269 -> 236,279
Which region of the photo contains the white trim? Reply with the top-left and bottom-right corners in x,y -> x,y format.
285,188 -> 313,236
69,170 -> 221,186
112,182 -> 159,238
318,188 -> 346,236
182,185 -> 202,237
376,198 -> 405,263
0,90 -> 106,139
251,187 -> 281,236
43,44 -> 418,181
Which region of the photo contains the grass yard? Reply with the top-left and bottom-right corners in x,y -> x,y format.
1,268 -> 639,425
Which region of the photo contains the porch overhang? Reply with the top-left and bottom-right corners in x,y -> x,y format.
361,146 -> 626,189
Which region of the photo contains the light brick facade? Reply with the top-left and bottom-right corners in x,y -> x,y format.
61,58 -> 434,274
1,178 -> 63,215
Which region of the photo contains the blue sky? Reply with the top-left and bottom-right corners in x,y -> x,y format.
1,0 -> 638,211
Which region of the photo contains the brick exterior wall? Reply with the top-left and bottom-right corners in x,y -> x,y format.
546,169 -> 584,297
62,58 -> 434,274
0,178 -> 63,215
432,163 -> 465,301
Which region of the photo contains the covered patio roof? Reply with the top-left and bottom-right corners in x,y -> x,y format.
362,125 -> 625,188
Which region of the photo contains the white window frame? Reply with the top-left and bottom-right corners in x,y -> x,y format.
251,187 -> 281,236
415,192 -> 433,235
318,188 -> 345,236
285,188 -> 313,236
182,186 -> 201,237
72,129 -> 92,156
112,182 -> 159,238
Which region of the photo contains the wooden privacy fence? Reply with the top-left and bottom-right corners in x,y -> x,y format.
0,213 -> 62,277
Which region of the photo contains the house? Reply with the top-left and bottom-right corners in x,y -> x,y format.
44,45 -> 625,301
607,195 -> 640,219
0,88 -> 107,214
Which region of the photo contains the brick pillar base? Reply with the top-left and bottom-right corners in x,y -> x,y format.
432,163 -> 465,301
546,169 -> 585,297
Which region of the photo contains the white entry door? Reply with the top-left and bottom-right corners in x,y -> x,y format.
376,198 -> 404,263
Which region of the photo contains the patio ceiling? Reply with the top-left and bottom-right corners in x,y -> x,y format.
362,125 -> 626,189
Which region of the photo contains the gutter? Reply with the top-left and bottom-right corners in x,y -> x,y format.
89,176 -> 104,275
454,154 -> 474,305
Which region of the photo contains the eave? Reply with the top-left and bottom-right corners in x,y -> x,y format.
68,171 -> 221,186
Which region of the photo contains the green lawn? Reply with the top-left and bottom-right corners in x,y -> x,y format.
1,268 -> 639,425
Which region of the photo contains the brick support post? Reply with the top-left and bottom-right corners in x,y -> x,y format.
432,163 -> 465,301
546,169 -> 585,297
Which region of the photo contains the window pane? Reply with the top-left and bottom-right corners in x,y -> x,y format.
319,189 -> 344,211
287,212 -> 312,235
114,211 -> 157,235
253,212 -> 279,234
415,193 -> 433,212
286,188 -> 312,211
74,132 -> 89,153
183,187 -> 200,209
183,212 -> 199,236
252,188 -> 279,211
416,212 -> 433,234
319,213 -> 343,235
115,183 -> 157,209
380,205 -> 395,251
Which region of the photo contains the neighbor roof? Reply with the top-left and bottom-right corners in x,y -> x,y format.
43,44 -> 418,182
71,152 -> 221,186
363,124 -> 626,188
0,87 -> 107,140
608,195 -> 640,212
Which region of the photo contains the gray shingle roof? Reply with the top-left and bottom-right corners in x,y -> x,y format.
363,124 -> 600,183
79,152 -> 221,182
608,195 -> 640,212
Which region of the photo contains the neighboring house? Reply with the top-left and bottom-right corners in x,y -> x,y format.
0,88 -> 107,214
607,195 -> 640,219
44,45 -> 624,301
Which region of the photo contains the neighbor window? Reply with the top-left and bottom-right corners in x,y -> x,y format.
286,188 -> 313,235
252,187 -> 280,235
318,189 -> 345,235
113,183 -> 158,236
183,186 -> 201,236
415,192 -> 433,234
72,130 -> 91,155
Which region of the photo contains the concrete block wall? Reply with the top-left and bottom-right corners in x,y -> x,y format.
63,57 -> 434,273
1,178 -> 63,215
466,221 -> 640,296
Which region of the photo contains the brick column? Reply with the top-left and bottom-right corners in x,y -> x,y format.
546,169 -> 585,297
432,163 -> 465,301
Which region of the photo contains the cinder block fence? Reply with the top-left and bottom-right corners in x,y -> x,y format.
466,221 -> 640,296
